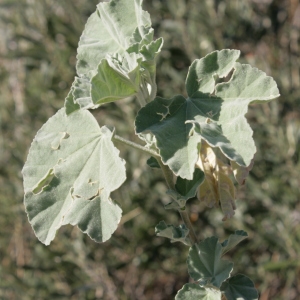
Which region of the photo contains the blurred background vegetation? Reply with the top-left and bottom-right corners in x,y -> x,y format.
0,0 -> 299,299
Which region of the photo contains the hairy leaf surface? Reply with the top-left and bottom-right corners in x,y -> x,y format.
135,49 -> 280,179
65,0 -> 163,112
76,0 -> 151,75
175,284 -> 221,300
22,108 -> 126,245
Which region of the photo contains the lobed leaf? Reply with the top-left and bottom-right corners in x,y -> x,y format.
22,108 -> 126,245
220,274 -> 259,300
63,0 -> 163,112
155,221 -> 191,246
135,49 -> 280,179
175,284 -> 222,300
187,236 -> 233,288
76,0 -> 151,76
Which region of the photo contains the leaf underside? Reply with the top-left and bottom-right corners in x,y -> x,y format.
22,108 -> 126,245
65,0 -> 163,113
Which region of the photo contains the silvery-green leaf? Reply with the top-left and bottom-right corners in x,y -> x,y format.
221,230 -> 248,255
76,0 -> 151,76
135,49 -> 280,179
155,221 -> 191,246
215,62 -> 280,167
175,284 -> 222,300
186,49 -> 240,96
220,274 -> 258,300
22,108 -> 126,245
127,25 -> 154,54
187,236 -> 233,288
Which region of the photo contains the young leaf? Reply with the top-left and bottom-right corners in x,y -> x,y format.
91,53 -> 141,105
76,0 -> 151,76
135,49 -> 280,179
175,284 -> 222,300
147,156 -> 161,168
22,108 -> 126,245
220,274 -> 259,300
155,221 -> 191,246
187,236 -> 233,288
221,230 -> 248,255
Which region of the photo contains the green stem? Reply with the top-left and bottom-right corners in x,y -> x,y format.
156,159 -> 198,245
113,133 -> 198,245
112,134 -> 160,158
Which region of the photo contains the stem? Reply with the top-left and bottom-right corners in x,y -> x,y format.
112,134 -> 160,158
113,133 -> 198,245
156,159 -> 198,245
179,209 -> 198,245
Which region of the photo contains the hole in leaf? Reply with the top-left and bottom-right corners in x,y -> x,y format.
32,169 -> 56,194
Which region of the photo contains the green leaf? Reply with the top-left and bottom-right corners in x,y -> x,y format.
175,168 -> 205,201
135,95 -> 201,179
147,156 -> 160,168
175,284 -> 222,300
91,53 -> 141,105
187,236 -> 233,288
155,220 -> 191,246
221,230 -> 248,255
221,274 -> 259,300
135,49 -> 280,179
164,168 -> 204,210
76,0 -> 151,76
22,108 -> 126,245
